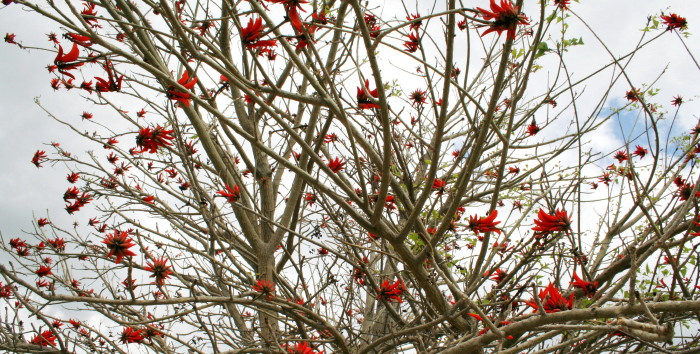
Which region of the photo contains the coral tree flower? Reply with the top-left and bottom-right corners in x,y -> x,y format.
571,272 -> 598,298
31,150 -> 48,167
632,145 -> 648,159
476,0 -> 530,40
357,79 -> 379,109
285,342 -> 323,354
660,13 -> 687,31
253,279 -> 276,300
403,32 -> 420,53
145,257 -> 172,285
103,230 -> 137,263
241,17 -> 277,49
120,327 -> 144,344
29,330 -> 56,347
217,184 -> 241,202
136,126 -> 175,153
526,283 -> 574,313
377,279 -> 405,303
167,71 -> 198,107
532,208 -> 572,236
52,43 -> 83,79
553,0 -> 570,10
327,157 -> 345,173
36,265 -> 53,277
467,210 -> 501,236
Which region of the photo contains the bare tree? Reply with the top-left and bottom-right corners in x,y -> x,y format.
1,0 -> 698,352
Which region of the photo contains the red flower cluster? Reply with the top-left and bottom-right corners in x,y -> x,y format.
29,330 -> 57,347
253,279 -> 276,300
64,188 -> 93,214
327,157 -> 345,173
571,272 -> 598,298
103,230 -> 137,263
217,184 -> 241,202
532,208 -> 571,236
285,342 -> 323,354
50,43 -> 83,79
136,126 -> 175,153
525,283 -> 574,313
432,178 -> 447,194
403,31 -> 420,53
145,257 -> 172,286
476,0 -> 530,40
553,0 -> 570,10
467,210 -> 501,236
632,145 -> 648,159
167,71 -> 198,107
240,17 -> 277,49
120,326 -> 144,344
377,278 -> 405,303
660,13 -> 687,31
31,150 -> 48,168
357,79 -> 379,109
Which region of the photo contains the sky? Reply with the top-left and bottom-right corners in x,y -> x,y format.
0,0 -> 699,256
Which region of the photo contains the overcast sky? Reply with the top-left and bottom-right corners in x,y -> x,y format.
0,0 -> 699,254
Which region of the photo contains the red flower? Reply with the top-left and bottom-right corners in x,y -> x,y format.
29,330 -> 56,347
103,231 -> 137,263
95,61 -> 124,92
458,19 -> 467,31
167,71 -> 198,107
327,157 -> 345,173
64,32 -> 93,47
253,279 -> 276,300
571,272 -> 598,298
377,279 -> 405,303
625,89 -> 641,102
285,342 -> 323,354
409,89 -> 427,106
66,172 -> 80,183
217,184 -> 241,202
489,268 -> 508,283
553,0 -> 570,10
52,43 -> 83,79
143,195 -> 155,204
36,265 -> 53,277
432,178 -> 447,194
660,13 -> 687,31
403,31 -> 420,53
80,2 -> 100,28
31,150 -> 48,167
48,237 -> 66,251
613,150 -> 628,163
532,208 -> 572,236
357,79 -> 379,109
304,193 -> 316,206
632,145 -> 648,159
81,111 -> 93,120
240,17 -> 277,49
671,96 -> 683,106
508,166 -> 520,175
526,283 -> 574,313
526,121 -> 540,136
136,126 -> 175,153
145,257 -> 173,286
476,0 -> 530,40
467,210 -> 501,236
4,33 -> 17,44
406,13 -> 422,31
120,327 -> 144,344
37,218 -> 50,227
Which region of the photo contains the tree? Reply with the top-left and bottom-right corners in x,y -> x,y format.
1,0 -> 699,352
